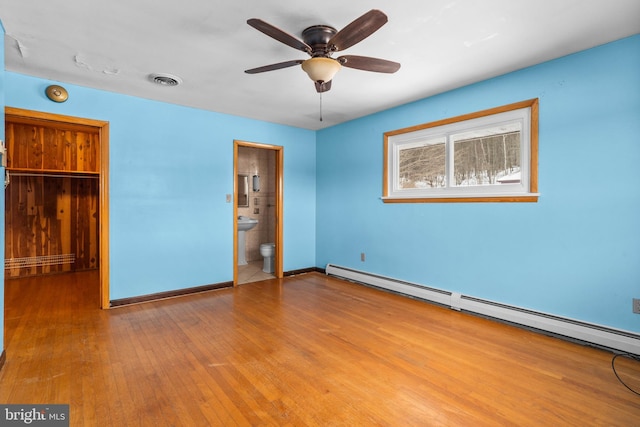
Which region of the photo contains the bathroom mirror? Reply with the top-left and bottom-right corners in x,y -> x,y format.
237,174 -> 249,207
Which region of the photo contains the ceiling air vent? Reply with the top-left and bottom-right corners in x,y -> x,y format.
149,73 -> 183,86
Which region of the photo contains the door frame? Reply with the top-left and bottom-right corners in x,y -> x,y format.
233,140 -> 283,285
5,107 -> 110,308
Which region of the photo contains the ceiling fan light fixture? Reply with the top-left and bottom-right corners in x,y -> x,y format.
301,57 -> 341,83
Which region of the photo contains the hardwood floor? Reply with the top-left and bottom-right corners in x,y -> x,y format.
1,271 -> 639,426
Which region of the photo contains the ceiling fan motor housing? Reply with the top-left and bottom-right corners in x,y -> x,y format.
302,25 -> 338,57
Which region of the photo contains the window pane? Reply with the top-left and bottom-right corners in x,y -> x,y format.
452,124 -> 521,187
398,138 -> 446,188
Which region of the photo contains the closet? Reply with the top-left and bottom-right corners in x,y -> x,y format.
4,114 -> 100,278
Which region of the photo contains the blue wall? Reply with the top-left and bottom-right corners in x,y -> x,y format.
316,35 -> 640,333
2,35 -> 638,337
4,73 -> 316,300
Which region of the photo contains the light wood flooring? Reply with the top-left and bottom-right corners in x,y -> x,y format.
1,270 -> 639,426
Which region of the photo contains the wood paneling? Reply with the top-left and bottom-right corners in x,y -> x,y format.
6,121 -> 100,174
4,175 -> 99,277
4,114 -> 101,278
1,272 -> 638,426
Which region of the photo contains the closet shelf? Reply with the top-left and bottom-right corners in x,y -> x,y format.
7,168 -> 99,178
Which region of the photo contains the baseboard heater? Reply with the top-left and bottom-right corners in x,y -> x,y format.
5,253 -> 75,269
325,264 -> 640,355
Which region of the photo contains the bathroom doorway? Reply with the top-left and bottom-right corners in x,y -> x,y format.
233,140 -> 283,285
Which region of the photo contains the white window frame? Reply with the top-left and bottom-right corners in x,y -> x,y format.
383,99 -> 539,203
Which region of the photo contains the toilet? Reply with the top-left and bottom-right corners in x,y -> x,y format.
259,243 -> 275,274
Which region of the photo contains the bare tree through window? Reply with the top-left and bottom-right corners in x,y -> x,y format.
453,131 -> 520,186
399,141 -> 445,188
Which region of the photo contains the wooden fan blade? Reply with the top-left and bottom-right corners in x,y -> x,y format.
247,19 -> 311,53
315,80 -> 332,93
245,60 -> 304,74
338,55 -> 400,73
328,10 -> 388,52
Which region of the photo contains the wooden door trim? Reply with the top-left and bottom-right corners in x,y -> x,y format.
5,107 -> 110,309
233,140 -> 284,285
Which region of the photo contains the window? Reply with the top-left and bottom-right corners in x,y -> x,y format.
383,99 -> 538,203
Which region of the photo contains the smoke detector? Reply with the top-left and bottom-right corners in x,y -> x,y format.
149,73 -> 183,86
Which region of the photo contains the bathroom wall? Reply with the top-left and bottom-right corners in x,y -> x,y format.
237,146 -> 276,262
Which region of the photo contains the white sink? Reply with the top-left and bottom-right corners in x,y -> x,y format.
237,216 -> 258,265
237,216 -> 258,231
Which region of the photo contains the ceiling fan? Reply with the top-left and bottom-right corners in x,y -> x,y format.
244,9 -> 401,93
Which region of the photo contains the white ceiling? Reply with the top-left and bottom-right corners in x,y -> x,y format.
1,0 -> 639,130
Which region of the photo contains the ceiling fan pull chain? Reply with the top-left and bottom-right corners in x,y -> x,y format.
319,92 -> 323,122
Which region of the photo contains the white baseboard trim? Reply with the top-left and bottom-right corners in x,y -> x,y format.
325,264 -> 640,355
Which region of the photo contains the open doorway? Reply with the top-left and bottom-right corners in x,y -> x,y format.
4,107 -> 109,308
233,140 -> 283,285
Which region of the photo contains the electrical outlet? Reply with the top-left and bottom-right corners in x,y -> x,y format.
633,298 -> 640,314
361,252 -> 366,262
